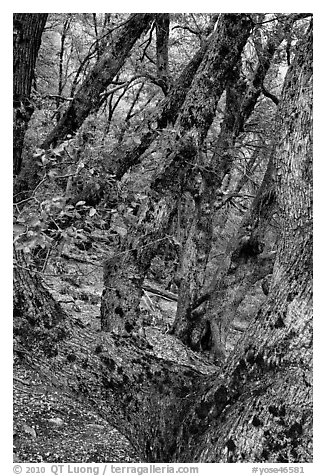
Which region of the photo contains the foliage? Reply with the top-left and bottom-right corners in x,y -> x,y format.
14,139 -> 108,263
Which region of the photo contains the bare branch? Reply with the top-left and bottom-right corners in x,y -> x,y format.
261,84 -> 279,105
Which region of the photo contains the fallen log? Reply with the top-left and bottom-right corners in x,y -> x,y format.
143,280 -> 178,301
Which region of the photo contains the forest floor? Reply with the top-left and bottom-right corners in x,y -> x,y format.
13,228 -> 194,463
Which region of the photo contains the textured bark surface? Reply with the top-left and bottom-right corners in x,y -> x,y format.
41,14 -> 154,149
13,13 -> 48,176
172,14 -> 307,348
203,156 -> 277,359
13,250 -> 69,357
172,63 -> 246,345
114,24 -> 215,180
155,14 -> 170,94
173,19 -> 313,463
101,14 -> 253,334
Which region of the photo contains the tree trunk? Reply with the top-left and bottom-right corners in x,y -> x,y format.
114,20 -> 216,180
13,13 -> 48,176
55,16 -> 71,122
172,13 -> 307,349
199,155 -> 276,360
14,250 -> 217,462
172,62 -> 247,345
177,22 -> 312,461
104,18 -> 312,462
155,14 -> 170,95
13,249 -> 69,357
41,14 -> 154,149
101,14 -> 253,334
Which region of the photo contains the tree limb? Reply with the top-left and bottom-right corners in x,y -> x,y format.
262,84 -> 279,105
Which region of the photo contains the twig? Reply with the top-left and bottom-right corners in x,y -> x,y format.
14,174 -> 47,206
61,252 -> 101,267
142,290 -> 156,312
172,24 -> 200,37
143,283 -> 178,302
140,22 -> 155,63
41,246 -> 52,274
13,376 -> 30,386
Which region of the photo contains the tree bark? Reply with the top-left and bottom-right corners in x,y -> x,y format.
101,14 -> 253,334
172,13 -> 308,349
114,19 -> 216,180
55,16 -> 71,122
41,14 -> 154,149
13,249 -> 69,357
175,22 -> 312,461
13,13 -> 48,176
155,14 -> 170,95
171,62 -> 246,345
14,252 -> 217,462
203,156 -> 276,360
